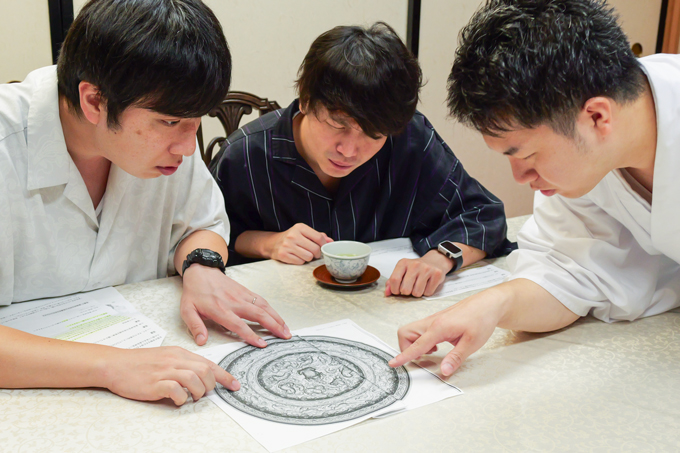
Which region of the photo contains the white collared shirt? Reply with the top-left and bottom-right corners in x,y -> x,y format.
508,54 -> 680,322
0,66 -> 230,304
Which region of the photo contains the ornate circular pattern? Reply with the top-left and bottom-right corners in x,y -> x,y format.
215,336 -> 410,425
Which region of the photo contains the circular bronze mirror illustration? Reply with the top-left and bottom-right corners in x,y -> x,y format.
215,336 -> 410,425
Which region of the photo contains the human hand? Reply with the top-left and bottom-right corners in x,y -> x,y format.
385,249 -> 453,297
270,223 -> 333,264
388,292 -> 503,376
102,345 -> 239,405
180,265 -> 291,347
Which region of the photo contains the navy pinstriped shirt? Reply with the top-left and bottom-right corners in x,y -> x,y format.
210,100 -> 516,266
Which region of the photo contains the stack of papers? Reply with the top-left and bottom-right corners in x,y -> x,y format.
368,238 -> 510,299
0,287 -> 165,348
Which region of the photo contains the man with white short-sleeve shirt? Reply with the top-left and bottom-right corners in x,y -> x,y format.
0,0 -> 290,406
390,0 -> 680,376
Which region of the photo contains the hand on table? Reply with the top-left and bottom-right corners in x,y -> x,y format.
388,291 -> 503,376
385,249 -> 453,297
102,345 -> 239,405
180,265 -> 291,347
270,223 -> 333,264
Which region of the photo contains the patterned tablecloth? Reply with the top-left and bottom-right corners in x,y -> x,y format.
2,215 -> 679,452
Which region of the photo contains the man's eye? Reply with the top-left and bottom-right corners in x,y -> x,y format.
162,120 -> 180,126
327,121 -> 344,130
523,153 -> 535,160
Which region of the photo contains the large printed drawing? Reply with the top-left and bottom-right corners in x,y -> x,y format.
215,336 -> 410,425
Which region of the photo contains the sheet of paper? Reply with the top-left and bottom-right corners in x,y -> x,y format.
423,261 -> 510,299
199,319 -> 462,452
367,237 -> 510,299
0,287 -> 165,348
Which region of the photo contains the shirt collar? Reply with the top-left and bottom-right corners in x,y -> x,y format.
270,99 -> 302,162
25,66 -> 71,191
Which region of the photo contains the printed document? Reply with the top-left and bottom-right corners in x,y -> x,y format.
0,287 -> 165,348
368,237 -> 510,299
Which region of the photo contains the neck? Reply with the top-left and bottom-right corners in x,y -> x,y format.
59,97 -> 111,208
616,79 -> 657,192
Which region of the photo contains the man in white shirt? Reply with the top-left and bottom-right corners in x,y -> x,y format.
0,0 -> 289,405
390,0 -> 680,376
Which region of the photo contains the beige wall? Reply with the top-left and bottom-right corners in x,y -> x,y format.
200,0 -> 408,151
418,1 -> 534,217
74,0 -> 408,153
12,0 -> 667,218
613,0 -> 663,57
417,0 -> 664,217
0,0 -> 52,82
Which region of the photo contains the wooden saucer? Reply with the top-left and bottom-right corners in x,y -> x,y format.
313,265 -> 380,288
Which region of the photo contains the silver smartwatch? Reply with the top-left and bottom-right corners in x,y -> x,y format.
437,241 -> 464,274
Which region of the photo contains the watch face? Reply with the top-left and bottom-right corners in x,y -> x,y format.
199,249 -> 216,262
439,241 -> 463,258
189,249 -> 225,270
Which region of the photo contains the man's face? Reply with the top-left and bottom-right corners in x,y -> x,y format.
298,105 -> 387,179
96,106 -> 200,179
483,124 -> 611,199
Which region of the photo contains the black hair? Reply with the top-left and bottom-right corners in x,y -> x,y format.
296,22 -> 422,139
57,0 -> 231,128
447,0 -> 645,136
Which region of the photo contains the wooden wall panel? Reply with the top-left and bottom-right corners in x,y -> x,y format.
663,0 -> 680,53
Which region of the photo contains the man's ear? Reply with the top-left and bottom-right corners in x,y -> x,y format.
577,96 -> 614,139
78,81 -> 106,126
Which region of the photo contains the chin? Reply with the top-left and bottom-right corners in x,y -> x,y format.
327,165 -> 354,177
134,168 -> 162,179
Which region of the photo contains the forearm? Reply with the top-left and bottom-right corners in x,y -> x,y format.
174,229 -> 229,275
0,325 -> 112,389
458,243 -> 486,267
233,230 -> 280,259
421,243 -> 486,273
481,278 -> 580,332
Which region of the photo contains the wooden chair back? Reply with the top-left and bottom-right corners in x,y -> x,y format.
198,91 -> 281,166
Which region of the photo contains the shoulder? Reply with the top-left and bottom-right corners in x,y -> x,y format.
391,111 -> 451,155
222,109 -> 282,150
1,66 -> 59,146
388,111 -> 455,170
0,77 -> 31,142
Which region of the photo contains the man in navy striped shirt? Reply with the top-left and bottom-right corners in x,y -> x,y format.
211,22 -> 515,298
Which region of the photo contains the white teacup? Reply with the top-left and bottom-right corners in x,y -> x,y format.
321,241 -> 372,283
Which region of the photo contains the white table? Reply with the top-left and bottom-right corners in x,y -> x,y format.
2,215 -> 679,452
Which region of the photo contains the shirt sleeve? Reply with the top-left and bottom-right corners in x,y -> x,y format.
409,133 -> 516,258
507,192 -> 680,322
166,148 -> 230,275
0,166 -> 14,305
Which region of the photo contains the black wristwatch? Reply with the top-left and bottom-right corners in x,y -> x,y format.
181,248 -> 226,276
437,241 -> 464,274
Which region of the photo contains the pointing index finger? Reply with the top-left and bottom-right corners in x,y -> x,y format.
388,331 -> 439,368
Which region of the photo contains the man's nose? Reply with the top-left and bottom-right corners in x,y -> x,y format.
336,138 -> 359,158
172,119 -> 201,156
509,158 -> 537,185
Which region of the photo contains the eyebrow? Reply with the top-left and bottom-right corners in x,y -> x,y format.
328,115 -> 351,127
503,146 -> 520,156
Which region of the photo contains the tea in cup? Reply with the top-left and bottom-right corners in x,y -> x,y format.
320,241 -> 371,283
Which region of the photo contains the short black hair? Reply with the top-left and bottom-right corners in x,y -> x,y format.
447,0 -> 645,136
57,0 -> 231,128
296,22 -> 422,139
